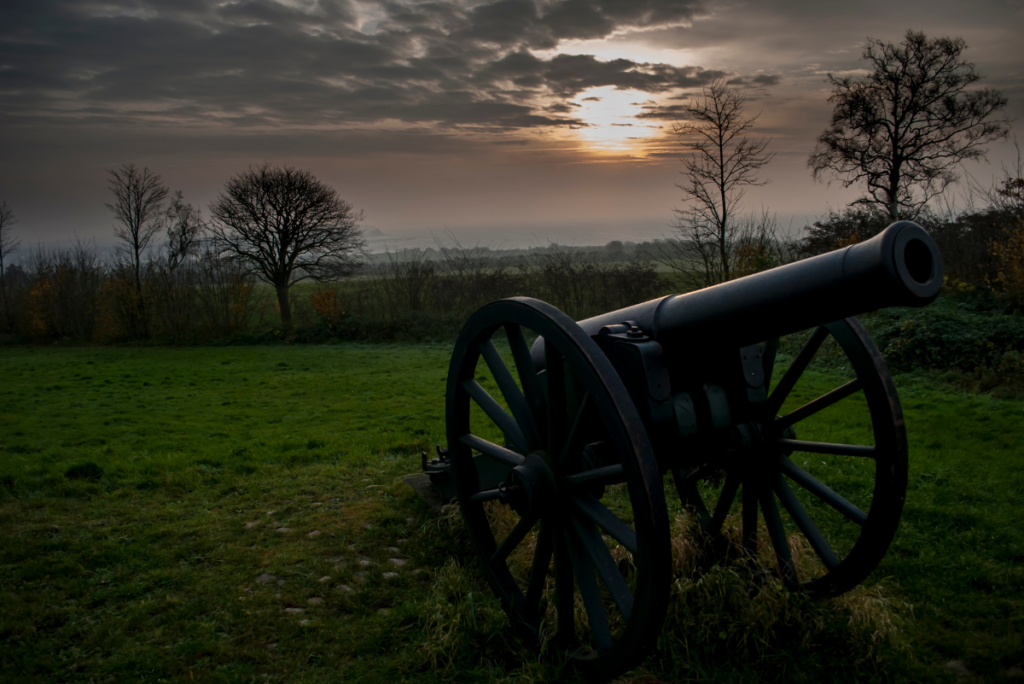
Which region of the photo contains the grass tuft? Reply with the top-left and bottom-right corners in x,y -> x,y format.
63,461 -> 104,481
645,513 -> 912,682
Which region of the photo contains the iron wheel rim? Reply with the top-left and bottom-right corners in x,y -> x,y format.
446,297 -> 671,679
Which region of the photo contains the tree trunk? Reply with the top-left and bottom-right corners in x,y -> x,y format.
276,283 -> 292,328
0,255 -> 8,332
888,163 -> 901,221
133,243 -> 149,337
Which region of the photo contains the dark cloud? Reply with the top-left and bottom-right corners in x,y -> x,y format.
636,104 -> 690,120
751,73 -> 782,86
0,0 -> 712,133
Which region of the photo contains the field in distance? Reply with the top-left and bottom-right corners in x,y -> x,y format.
0,345 -> 1021,682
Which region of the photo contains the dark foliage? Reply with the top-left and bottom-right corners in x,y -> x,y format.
922,208 -> 1020,287
798,206 -> 891,257
864,290 -> 1024,376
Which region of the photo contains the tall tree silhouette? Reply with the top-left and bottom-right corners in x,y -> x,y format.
209,164 -> 365,327
106,163 -> 169,336
672,79 -> 774,285
809,30 -> 1010,220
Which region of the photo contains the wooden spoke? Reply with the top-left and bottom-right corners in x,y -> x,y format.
545,341 -> 567,456
780,457 -> 868,525
571,515 -> 634,620
573,494 -> 638,555
459,433 -> 525,467
765,326 -> 829,417
680,462 -> 715,488
563,528 -> 613,652
479,339 -> 539,449
504,324 -> 546,435
742,480 -> 758,556
554,525 -> 575,646
759,487 -> 798,587
463,379 -> 528,453
762,337 -> 780,391
776,439 -> 875,458
775,379 -> 863,431
709,474 -> 741,536
773,475 -> 839,570
491,512 -> 540,565
469,488 -> 504,502
525,524 -> 553,619
559,392 -> 593,467
566,464 -> 624,488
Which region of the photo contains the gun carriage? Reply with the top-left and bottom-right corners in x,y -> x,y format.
423,221 -> 943,680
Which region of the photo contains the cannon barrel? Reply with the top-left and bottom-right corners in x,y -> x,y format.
574,221 -> 942,350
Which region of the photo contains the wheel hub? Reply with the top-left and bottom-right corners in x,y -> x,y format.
503,452 -> 557,516
732,421 -> 791,474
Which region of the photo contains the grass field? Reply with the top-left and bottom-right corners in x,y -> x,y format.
1,344 -> 1022,683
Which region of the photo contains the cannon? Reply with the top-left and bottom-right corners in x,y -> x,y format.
422,221 -> 942,680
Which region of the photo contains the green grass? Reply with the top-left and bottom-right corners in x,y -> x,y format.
1,345 -> 1022,682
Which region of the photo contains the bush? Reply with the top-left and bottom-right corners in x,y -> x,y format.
864,291 -> 1024,375
799,206 -> 891,257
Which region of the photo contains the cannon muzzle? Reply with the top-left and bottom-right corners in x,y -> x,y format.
574,220 -> 941,349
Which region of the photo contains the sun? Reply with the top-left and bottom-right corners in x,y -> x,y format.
571,86 -> 661,150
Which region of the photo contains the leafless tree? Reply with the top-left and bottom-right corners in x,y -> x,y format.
209,164 -> 366,327
672,79 -> 774,285
0,201 -> 20,331
809,30 -> 1010,221
165,191 -> 205,270
105,163 -> 169,335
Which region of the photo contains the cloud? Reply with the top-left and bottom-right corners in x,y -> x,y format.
636,103 -> 691,120
0,0 -> 713,134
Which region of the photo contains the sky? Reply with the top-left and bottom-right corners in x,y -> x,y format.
1,0 -> 1022,252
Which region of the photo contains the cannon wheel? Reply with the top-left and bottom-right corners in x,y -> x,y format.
674,317 -> 908,598
446,297 -> 671,681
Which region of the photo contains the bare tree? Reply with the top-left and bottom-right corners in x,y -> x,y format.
209,164 -> 366,327
0,201 -> 20,331
105,163 -> 169,335
672,79 -> 774,285
809,30 -> 1011,221
165,191 -> 205,270
163,191 -> 203,270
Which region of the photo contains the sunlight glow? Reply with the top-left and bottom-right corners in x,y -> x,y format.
571,87 -> 663,150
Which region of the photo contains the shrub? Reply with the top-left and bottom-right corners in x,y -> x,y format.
309,284 -> 344,324
799,207 -> 890,257
864,291 -> 1024,373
